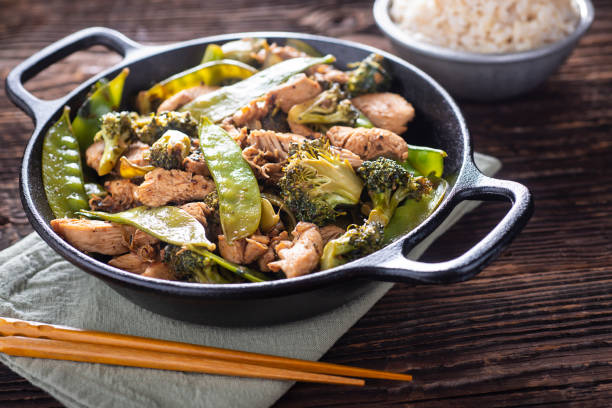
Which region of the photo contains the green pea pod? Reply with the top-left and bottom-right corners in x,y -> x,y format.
405,145 -> 447,178
383,178 -> 448,244
285,39 -> 323,57
199,118 -> 261,241
182,54 -> 336,122
137,60 -> 257,114
187,246 -> 271,283
72,68 -> 129,154
42,106 -> 89,218
201,44 -> 224,63
77,206 -> 215,250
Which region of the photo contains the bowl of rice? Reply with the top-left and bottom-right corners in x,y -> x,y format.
373,0 -> 594,101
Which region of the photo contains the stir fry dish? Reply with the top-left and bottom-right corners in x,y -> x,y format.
43,38 -> 448,283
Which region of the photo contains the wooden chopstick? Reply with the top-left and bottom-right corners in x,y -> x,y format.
0,336 -> 363,386
0,317 -> 412,382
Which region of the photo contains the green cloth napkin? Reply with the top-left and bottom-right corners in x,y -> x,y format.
0,153 -> 500,408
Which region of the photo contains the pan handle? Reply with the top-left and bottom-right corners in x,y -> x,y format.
362,159 -> 533,284
5,27 -> 143,125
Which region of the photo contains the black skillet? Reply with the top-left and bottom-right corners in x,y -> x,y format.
6,28 -> 533,326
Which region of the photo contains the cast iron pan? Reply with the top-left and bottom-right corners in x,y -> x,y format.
6,28 -> 533,326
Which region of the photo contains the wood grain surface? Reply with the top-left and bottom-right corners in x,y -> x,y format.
0,0 -> 611,407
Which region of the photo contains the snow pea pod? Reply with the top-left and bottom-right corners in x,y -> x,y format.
136,60 -> 256,114
383,178 -> 448,244
182,54 -> 336,122
77,206 -> 215,250
199,118 -> 261,242
42,106 -> 89,219
405,145 -> 447,178
72,68 -> 129,154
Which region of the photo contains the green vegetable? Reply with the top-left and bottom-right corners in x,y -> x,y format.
405,145 -> 447,178
201,44 -> 224,63
164,244 -> 238,284
181,54 -> 336,122
287,84 -> 362,132
279,139 -> 363,226
346,53 -> 390,97
260,192 -> 297,233
84,182 -> 107,199
95,111 -> 136,176
137,60 -> 256,114
77,206 -> 215,250
260,198 -> 280,233
118,157 -> 155,179
357,157 -> 429,226
384,178 -> 448,243
285,39 -> 323,57
149,130 -> 191,170
133,111 -> 198,144
199,118 -> 261,241
72,68 -> 129,154
320,221 -> 384,270
42,106 -> 89,218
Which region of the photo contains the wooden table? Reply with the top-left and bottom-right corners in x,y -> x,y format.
0,0 -> 610,406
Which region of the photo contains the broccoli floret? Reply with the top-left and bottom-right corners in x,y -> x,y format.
358,157 -> 429,225
163,244 -> 238,284
134,111 -> 198,144
148,130 -> 191,170
94,111 -> 137,176
287,84 -> 359,132
346,53 -> 391,97
202,190 -> 222,237
279,139 -> 363,226
320,221 -> 384,270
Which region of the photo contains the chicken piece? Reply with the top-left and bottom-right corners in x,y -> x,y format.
90,179 -> 138,213
183,152 -> 209,176
308,64 -> 349,84
218,234 -> 270,265
326,126 -> 409,161
257,230 -> 289,272
319,225 -> 345,246
142,262 -> 176,280
268,74 -> 322,113
351,93 -> 415,134
268,222 -> 323,278
231,95 -> 272,128
120,141 -> 150,167
134,168 -> 215,207
157,85 -> 219,113
108,253 -> 150,274
242,130 -> 306,182
288,120 -> 322,139
333,147 -> 363,169
85,140 -> 105,172
50,219 -> 129,255
221,123 -> 248,147
180,202 -> 211,226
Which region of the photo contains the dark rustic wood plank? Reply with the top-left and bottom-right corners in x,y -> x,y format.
0,0 -> 611,407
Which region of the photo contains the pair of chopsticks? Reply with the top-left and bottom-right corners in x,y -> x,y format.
0,317 -> 412,386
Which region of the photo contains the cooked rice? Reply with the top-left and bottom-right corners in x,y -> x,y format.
389,0 -> 580,53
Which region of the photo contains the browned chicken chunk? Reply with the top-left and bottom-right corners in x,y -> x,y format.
257,230 -> 289,272
85,140 -> 105,172
231,95 -> 272,128
108,253 -> 150,274
326,126 -> 409,161
268,222 -> 323,278
50,219 -> 129,255
217,234 -> 270,265
319,225 -> 345,246
157,85 -> 218,113
242,130 -> 306,182
180,202 -> 212,226
142,262 -> 176,280
119,141 -> 150,167
351,93 -> 415,134
90,179 -> 138,213
268,74 -> 322,113
134,168 -> 215,207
